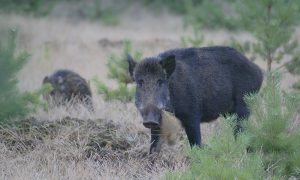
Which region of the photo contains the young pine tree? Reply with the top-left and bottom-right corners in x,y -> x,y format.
285,45 -> 300,90
235,0 -> 300,71
0,30 -> 30,122
245,72 -> 300,178
166,116 -> 266,180
93,40 -> 142,102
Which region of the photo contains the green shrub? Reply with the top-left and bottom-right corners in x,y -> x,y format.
184,0 -> 238,31
106,41 -> 142,84
166,116 -> 266,180
142,0 -> 238,30
181,24 -> 204,47
282,35 -> 300,90
80,0 -> 120,26
245,72 -> 300,177
235,0 -> 300,71
287,59 -> 300,75
93,41 -> 142,102
0,0 -> 56,16
227,38 -> 255,60
93,77 -> 135,102
179,0 -> 239,47
141,0 -> 200,14
292,80 -> 300,90
0,30 -> 38,123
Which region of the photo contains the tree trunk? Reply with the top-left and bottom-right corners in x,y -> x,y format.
266,3 -> 272,72
267,57 -> 272,72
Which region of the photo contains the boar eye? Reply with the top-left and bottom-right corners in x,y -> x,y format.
157,79 -> 164,86
137,79 -> 144,87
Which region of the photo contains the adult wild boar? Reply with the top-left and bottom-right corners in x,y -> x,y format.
43,69 -> 93,110
127,46 -> 263,153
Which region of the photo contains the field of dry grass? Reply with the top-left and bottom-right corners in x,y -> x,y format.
0,2 -> 299,179
0,98 -> 190,179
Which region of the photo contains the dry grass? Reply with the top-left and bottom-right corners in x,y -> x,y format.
0,96 -> 189,179
0,1 -> 299,179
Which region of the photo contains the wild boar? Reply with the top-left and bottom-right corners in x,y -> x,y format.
42,69 -> 93,110
127,46 -> 263,153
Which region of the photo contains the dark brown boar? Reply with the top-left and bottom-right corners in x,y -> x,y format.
127,46 -> 263,153
43,69 -> 93,110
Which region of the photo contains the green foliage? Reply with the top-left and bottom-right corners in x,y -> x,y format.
166,117 -> 266,180
179,0 -> 238,47
0,0 -> 57,16
107,41 -> 142,84
80,0 -> 120,26
30,83 -> 53,110
93,41 -> 142,102
181,24 -> 204,47
286,51 -> 300,75
142,0 -> 238,30
0,30 -> 42,123
245,72 -> 300,177
141,0 -> 201,14
0,0 -> 120,24
93,77 -> 135,102
184,0 -> 238,31
227,38 -> 256,61
235,0 -> 300,71
292,80 -> 300,90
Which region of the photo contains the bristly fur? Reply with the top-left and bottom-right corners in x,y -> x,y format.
133,57 -> 163,77
43,69 -> 93,109
130,46 -> 263,152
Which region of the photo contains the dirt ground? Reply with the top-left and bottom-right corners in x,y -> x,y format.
0,2 -> 299,179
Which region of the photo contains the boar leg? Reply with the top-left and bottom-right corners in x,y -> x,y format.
180,114 -> 201,147
233,100 -> 250,135
150,129 -> 161,153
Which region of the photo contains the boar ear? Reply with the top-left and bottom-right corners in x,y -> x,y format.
43,76 -> 50,84
160,55 -> 176,78
127,54 -> 137,80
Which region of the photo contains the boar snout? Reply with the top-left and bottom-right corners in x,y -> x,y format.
141,104 -> 161,129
